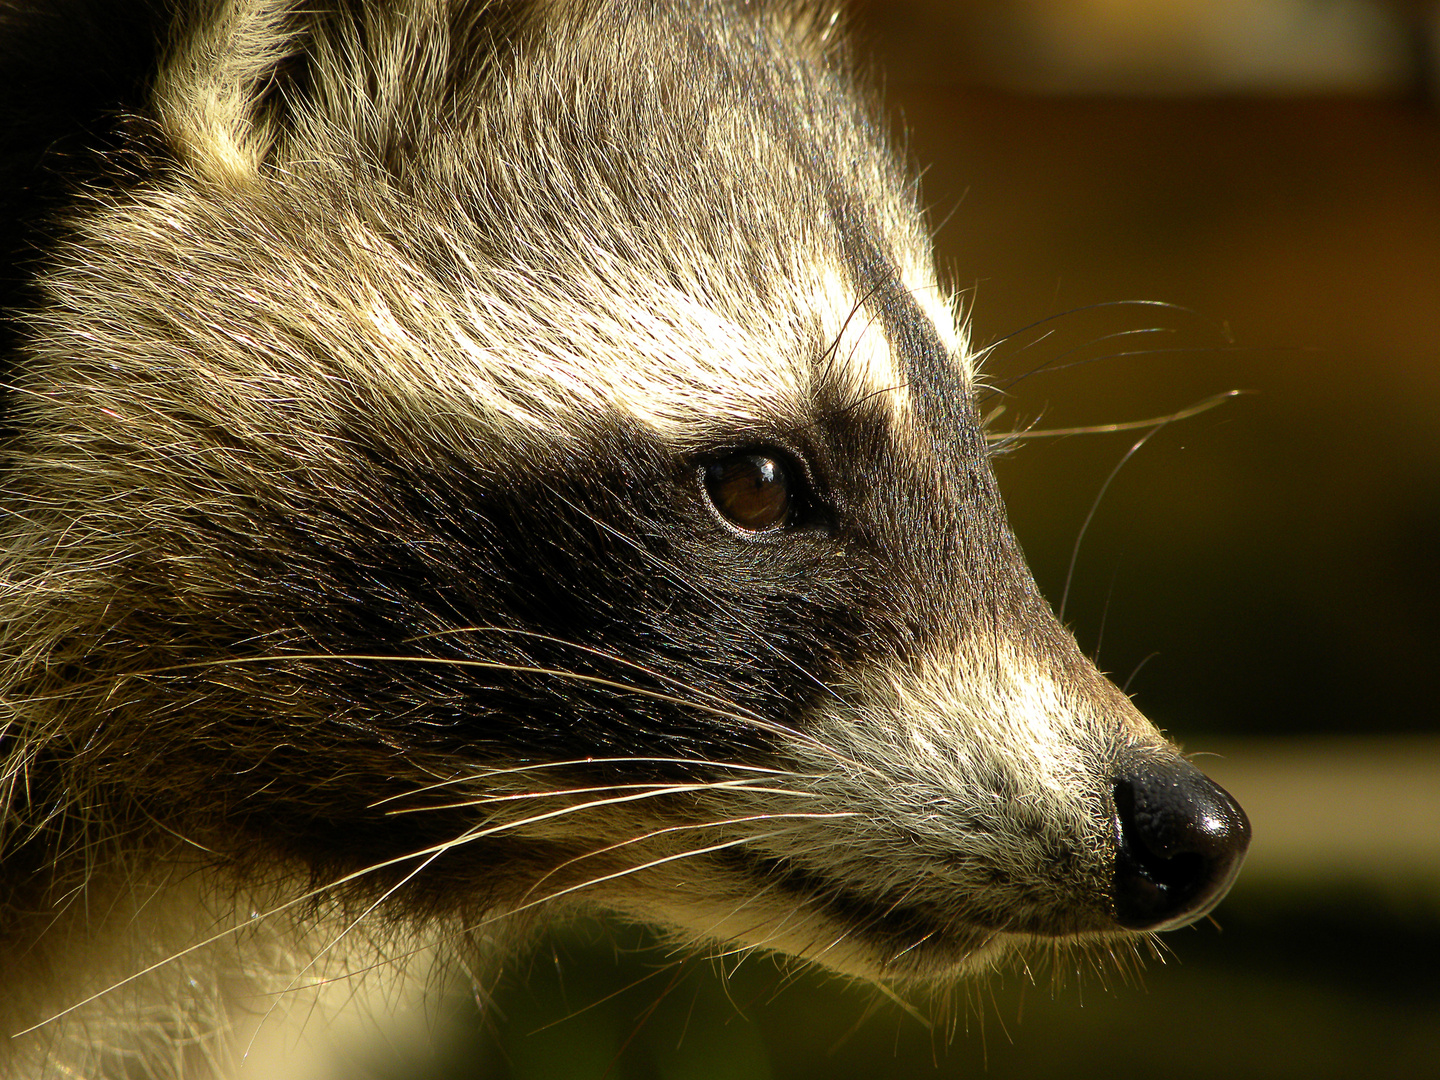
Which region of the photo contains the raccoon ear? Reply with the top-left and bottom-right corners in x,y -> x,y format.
152,1 -> 307,183
153,1 -> 527,186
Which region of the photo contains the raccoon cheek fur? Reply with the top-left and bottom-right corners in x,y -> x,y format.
0,0 -> 1250,1072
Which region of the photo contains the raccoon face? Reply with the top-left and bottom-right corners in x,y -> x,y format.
2,0 -> 1248,993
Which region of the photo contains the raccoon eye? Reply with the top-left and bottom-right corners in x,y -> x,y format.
702,453 -> 793,533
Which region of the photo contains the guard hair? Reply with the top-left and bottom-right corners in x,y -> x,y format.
0,1 -> 1249,1076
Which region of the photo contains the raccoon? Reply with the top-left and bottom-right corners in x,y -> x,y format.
0,0 -> 1249,1075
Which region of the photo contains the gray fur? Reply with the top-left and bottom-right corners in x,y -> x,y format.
0,1 -> 1246,1076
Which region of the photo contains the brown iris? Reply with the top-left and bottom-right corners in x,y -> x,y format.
702,453 -> 792,533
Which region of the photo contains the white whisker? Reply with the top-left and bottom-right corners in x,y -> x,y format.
516,811 -> 857,905
107,650 -> 861,770
366,756 -> 809,805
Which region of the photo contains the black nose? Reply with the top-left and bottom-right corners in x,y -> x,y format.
1111,756 -> 1251,931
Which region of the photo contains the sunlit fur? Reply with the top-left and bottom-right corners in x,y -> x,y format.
4,1 -> 1186,1076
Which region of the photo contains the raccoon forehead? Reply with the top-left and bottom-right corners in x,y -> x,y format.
142,0 -> 971,442
428,249 -> 966,440
358,171 -> 968,441
43,180 -> 965,467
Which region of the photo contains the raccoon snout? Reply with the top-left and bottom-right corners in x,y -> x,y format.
1109,757 -> 1251,931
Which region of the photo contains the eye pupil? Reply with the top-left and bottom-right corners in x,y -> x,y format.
704,454 -> 792,532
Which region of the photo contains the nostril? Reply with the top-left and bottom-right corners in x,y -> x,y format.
1111,757 -> 1251,931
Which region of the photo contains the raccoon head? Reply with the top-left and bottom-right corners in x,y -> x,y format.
2,0 -> 1247,987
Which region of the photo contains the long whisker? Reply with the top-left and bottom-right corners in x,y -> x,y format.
468,831 -> 795,925
516,810 -> 856,907
280,794 -> 833,1026
987,389 -> 1244,446
77,650 -> 856,768
870,980 -> 933,1031
401,624 -> 778,728
524,956 -> 689,1036
1060,417 -> 1170,625
975,299 -> 1208,358
14,841 -> 468,1036
273,819 -> 837,998
249,838 -> 459,1052
818,279 -> 888,386
545,490 -> 845,706
20,778 -> 814,1033
983,326 -> 1178,399
384,779 -> 824,816
368,757 -> 812,806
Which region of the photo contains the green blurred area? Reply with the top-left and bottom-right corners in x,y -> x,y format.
343,883 -> 1440,1078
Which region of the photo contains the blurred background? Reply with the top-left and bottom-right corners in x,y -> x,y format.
354,1 -> 1440,1076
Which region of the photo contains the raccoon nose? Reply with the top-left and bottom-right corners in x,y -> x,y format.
1110,757 -> 1251,931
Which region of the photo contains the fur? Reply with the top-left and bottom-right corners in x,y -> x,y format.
0,1 -> 1248,1076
